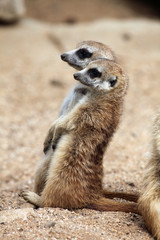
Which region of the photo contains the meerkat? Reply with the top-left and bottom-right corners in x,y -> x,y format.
39,41 -> 117,196
22,59 -> 139,214
44,41 -> 116,153
36,41 -> 139,202
138,112 -> 160,239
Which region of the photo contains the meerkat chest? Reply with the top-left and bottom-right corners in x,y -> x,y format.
68,88 -> 89,113
60,83 -> 89,116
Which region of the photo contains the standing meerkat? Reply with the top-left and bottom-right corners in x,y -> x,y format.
36,41 -> 139,202
22,59 -> 139,214
40,41 -> 117,196
38,41 -> 116,197
138,112 -> 160,239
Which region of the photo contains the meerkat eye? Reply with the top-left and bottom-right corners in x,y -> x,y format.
76,48 -> 92,59
87,68 -> 102,79
108,76 -> 117,87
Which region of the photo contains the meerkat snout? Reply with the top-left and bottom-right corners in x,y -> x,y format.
61,53 -> 68,61
73,70 -> 92,86
73,72 -> 80,80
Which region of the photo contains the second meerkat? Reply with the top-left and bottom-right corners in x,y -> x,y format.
22,59 -> 139,214
138,112 -> 160,239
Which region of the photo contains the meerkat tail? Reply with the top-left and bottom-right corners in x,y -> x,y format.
86,197 -> 139,214
22,191 -> 42,207
102,189 -> 139,202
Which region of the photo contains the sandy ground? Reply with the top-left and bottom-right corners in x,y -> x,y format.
0,18 -> 160,239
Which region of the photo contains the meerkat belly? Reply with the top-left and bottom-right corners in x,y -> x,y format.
42,133 -> 102,208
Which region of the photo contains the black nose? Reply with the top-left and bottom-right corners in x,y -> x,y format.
73,73 -> 80,80
61,53 -> 67,61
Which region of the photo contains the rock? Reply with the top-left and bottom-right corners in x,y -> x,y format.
44,221 -> 56,228
20,203 -> 35,209
0,0 -> 25,23
0,208 -> 34,223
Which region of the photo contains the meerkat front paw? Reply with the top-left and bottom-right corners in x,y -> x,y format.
43,137 -> 52,153
22,190 -> 35,202
43,126 -> 55,153
22,191 -> 42,207
52,134 -> 62,150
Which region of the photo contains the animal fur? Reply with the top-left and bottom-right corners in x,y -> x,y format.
42,41 -> 139,202
44,41 -> 116,153
22,59 -> 139,214
138,112 -> 160,239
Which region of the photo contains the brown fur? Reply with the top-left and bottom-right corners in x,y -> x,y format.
138,112 -> 160,239
41,41 -> 138,202
34,151 -> 52,195
22,59 -> 139,214
43,40 -> 117,153
77,40 -> 116,62
102,189 -> 139,202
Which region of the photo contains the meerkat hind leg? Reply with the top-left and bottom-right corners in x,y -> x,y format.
22,191 -> 42,207
102,189 -> 139,202
34,153 -> 53,195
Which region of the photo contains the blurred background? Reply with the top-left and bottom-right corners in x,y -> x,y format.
0,0 -> 160,24
25,0 -> 160,23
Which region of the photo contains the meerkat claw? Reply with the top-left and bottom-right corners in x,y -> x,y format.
22,191 -> 42,207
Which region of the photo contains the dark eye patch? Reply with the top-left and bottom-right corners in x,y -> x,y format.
87,68 -> 102,79
76,48 -> 92,59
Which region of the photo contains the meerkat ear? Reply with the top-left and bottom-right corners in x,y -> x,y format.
108,76 -> 117,87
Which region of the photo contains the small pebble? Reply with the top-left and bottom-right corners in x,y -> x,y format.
45,221 -> 56,228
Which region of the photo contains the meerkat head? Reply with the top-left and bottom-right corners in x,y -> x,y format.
73,59 -> 128,96
61,41 -> 116,70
